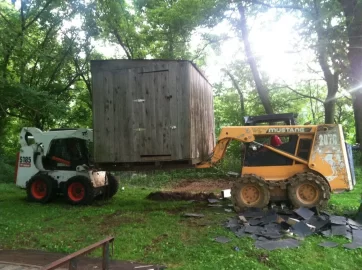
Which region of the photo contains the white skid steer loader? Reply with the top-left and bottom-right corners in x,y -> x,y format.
15,127 -> 119,205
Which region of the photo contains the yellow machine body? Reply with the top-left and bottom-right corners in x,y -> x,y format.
197,124 -> 354,195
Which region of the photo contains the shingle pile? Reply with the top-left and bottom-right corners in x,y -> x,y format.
223,207 -> 362,250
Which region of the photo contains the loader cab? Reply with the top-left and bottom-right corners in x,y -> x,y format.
42,136 -> 91,171
243,135 -> 312,167
241,113 -> 312,167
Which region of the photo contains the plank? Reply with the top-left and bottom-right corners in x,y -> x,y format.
112,70 -> 129,162
124,69 -> 135,161
91,70 -> 103,162
179,62 -> 191,159
140,64 -> 156,155
158,62 -> 171,155
188,63 -> 214,162
131,68 -> 143,160
168,62 -> 181,159
103,71 -> 115,162
189,63 -> 196,159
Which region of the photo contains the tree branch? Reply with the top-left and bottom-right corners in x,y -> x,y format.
192,36 -> 229,62
29,23 -> 59,86
45,36 -> 76,89
309,85 -> 316,123
250,0 -> 304,10
285,85 -> 324,104
225,70 -> 243,97
0,102 -> 30,121
24,0 -> 54,30
224,70 -> 246,123
0,11 -> 13,28
112,28 -> 133,59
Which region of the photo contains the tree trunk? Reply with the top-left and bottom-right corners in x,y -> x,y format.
323,76 -> 338,124
324,100 -> 336,124
352,94 -> 361,143
339,0 -> 362,144
313,0 -> 339,124
237,3 -> 273,114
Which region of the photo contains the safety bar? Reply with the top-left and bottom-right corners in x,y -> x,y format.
42,236 -> 114,270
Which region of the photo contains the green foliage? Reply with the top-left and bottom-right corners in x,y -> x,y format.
0,0 -> 97,156
0,154 -> 14,183
133,0 -> 226,59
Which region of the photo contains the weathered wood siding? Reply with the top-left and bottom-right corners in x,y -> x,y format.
189,62 -> 215,163
91,60 -> 214,164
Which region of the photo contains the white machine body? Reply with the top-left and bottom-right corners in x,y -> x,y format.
15,127 -> 107,189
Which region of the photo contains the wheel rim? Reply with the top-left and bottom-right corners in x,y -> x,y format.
240,184 -> 261,205
31,179 -> 47,199
296,183 -> 320,205
68,182 -> 85,202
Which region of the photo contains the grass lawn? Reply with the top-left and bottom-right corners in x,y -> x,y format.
1,169 -> 362,270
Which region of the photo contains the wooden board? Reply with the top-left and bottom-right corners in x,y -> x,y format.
91,60 -> 214,165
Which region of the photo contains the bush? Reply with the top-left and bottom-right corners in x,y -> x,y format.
353,150 -> 362,167
0,155 -> 15,183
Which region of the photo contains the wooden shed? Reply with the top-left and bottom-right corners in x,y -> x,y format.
91,60 -> 215,170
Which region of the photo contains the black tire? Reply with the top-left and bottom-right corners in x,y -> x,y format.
26,174 -> 54,203
103,173 -> 120,199
231,174 -> 270,212
288,172 -> 330,209
66,176 -> 95,205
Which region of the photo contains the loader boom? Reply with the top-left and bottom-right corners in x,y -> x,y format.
196,125 -> 312,168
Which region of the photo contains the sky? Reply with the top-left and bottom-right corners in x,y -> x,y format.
200,10 -> 319,86
7,0 -> 321,87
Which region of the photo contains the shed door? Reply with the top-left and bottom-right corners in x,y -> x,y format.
134,65 -> 172,158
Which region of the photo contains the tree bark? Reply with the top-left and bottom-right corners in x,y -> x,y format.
313,0 -> 339,124
339,0 -> 362,144
324,100 -> 336,124
237,3 -> 273,114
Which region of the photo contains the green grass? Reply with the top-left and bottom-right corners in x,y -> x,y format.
1,168 -> 362,269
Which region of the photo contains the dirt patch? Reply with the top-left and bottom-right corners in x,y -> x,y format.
43,227 -> 57,233
165,206 -> 190,215
147,191 -> 219,201
99,211 -> 144,233
168,178 -> 232,193
148,179 -> 233,201
144,234 -> 168,255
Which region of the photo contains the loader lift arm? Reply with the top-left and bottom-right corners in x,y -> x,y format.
196,126 -> 308,168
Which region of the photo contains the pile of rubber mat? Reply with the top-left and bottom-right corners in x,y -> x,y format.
223,207 -> 362,250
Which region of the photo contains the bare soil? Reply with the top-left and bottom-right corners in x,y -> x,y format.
146,191 -> 219,201
147,178 -> 232,201
0,250 -> 164,270
168,178 -> 232,193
